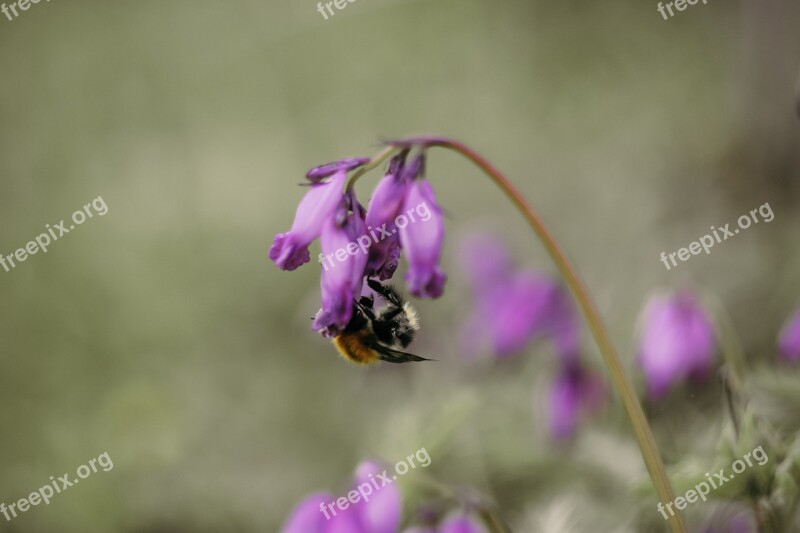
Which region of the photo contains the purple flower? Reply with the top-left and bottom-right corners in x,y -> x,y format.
778,308 -> 800,362
547,362 -> 606,440
353,461 -> 402,533
281,461 -> 402,533
399,178 -> 446,298
271,148 -> 450,341
281,492 -> 337,533
638,291 -> 716,399
270,171 -> 347,271
313,206 -> 369,335
459,234 -> 579,360
365,154 -> 410,280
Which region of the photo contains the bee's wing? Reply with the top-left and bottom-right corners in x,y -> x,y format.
367,340 -> 435,364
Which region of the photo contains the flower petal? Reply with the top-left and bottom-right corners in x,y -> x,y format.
352,461 -> 402,533
270,172 -> 347,271
281,492 -> 333,533
778,309 -> 800,362
638,291 -> 716,398
399,180 -> 446,298
547,363 -> 606,440
313,213 -> 368,334
307,157 -> 370,182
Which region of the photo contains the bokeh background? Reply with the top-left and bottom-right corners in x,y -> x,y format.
0,0 -> 799,531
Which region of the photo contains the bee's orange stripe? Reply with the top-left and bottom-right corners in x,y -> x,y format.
333,331 -> 379,365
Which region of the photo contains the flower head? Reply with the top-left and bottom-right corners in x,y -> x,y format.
365,153 -> 411,281
353,461 -> 402,533
459,233 -> 579,360
270,170 -> 348,271
281,461 -> 402,533
312,196 -> 369,335
399,176 -> 446,298
547,361 -> 606,440
638,290 -> 716,398
271,149 -> 450,339
778,308 -> 800,362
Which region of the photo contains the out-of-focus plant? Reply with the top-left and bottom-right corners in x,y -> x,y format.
270,135 -> 800,532
270,137 -> 685,531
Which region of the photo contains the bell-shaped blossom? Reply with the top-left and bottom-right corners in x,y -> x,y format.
547,362 -> 606,440
281,461 -> 402,533
353,461 -> 402,533
778,308 -> 800,362
313,209 -> 369,335
459,234 -> 579,360
638,291 -> 716,399
365,154 -> 410,280
270,171 -> 347,271
399,179 -> 446,298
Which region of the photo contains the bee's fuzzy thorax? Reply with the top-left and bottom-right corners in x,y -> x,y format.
403,302 -> 420,331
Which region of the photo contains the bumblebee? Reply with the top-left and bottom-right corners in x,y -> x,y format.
333,279 -> 433,364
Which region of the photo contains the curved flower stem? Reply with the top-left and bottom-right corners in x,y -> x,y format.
346,145 -> 397,192
388,136 -> 686,533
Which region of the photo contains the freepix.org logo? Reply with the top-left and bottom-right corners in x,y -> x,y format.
317,200 -> 432,272
0,196 -> 109,274
0,452 -> 114,523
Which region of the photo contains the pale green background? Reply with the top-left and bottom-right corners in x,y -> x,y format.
0,0 -> 798,531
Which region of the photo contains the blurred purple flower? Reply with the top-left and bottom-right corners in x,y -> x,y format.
778,308 -> 800,362
459,234 -> 579,360
282,461 -> 402,533
547,362 -> 606,440
353,461 -> 402,533
270,170 -> 348,271
703,511 -> 756,533
638,291 -> 716,399
438,515 -> 487,533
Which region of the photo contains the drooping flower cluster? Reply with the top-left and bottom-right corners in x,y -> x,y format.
459,233 -> 606,440
269,153 -> 447,336
636,291 -> 716,399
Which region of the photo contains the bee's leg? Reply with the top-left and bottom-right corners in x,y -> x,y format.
367,279 -> 404,308
358,294 -> 375,310
379,307 -> 404,321
355,299 -> 378,322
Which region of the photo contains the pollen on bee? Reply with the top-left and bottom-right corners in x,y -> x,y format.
333,331 -> 379,365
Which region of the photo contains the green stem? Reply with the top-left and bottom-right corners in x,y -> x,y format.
388,136 -> 686,533
346,145 -> 397,192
